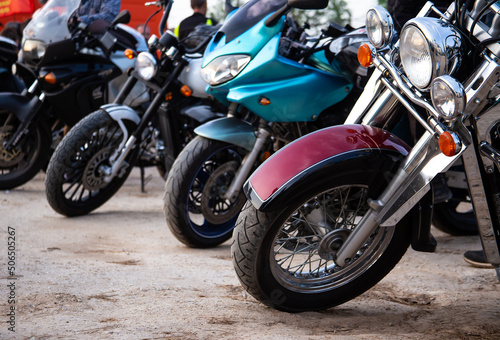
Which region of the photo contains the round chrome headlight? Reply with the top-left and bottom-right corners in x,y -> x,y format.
135,52 -> 157,81
431,75 -> 465,121
400,18 -> 462,90
201,54 -> 251,86
366,6 -> 394,49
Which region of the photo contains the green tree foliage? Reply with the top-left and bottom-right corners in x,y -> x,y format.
290,0 -> 351,30
378,0 -> 387,8
208,0 -> 352,32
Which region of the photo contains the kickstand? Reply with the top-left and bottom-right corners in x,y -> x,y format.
139,162 -> 152,193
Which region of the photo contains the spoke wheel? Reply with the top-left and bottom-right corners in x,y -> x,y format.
269,186 -> 393,293
46,110 -> 138,216
232,155 -> 413,312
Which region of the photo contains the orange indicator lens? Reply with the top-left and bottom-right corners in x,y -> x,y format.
358,44 -> 373,67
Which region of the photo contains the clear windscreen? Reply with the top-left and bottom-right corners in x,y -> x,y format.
220,0 -> 287,42
22,0 -> 81,44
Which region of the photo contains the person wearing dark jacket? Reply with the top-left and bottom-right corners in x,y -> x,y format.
175,0 -> 217,41
76,0 -> 121,25
388,0 -> 451,32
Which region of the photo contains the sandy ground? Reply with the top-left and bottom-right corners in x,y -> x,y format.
1,168 -> 499,340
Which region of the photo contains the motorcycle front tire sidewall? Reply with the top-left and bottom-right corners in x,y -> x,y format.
45,110 -> 139,217
164,136 -> 244,248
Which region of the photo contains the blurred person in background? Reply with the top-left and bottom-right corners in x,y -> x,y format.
76,0 -> 121,25
388,0 -> 450,32
174,0 -> 217,40
136,23 -> 151,40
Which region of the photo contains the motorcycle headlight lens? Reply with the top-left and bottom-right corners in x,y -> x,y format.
201,55 -> 251,86
431,76 -> 465,121
400,18 -> 462,90
366,6 -> 394,48
135,52 -> 157,81
400,26 -> 432,89
22,39 -> 46,60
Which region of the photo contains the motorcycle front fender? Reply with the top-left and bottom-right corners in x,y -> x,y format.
194,117 -> 256,151
0,92 -> 39,122
101,103 -> 141,126
244,124 -> 411,212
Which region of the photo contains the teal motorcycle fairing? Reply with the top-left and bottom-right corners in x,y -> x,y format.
194,117 -> 256,151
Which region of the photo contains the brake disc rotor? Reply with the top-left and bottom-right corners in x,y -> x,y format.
82,148 -> 112,191
0,130 -> 23,167
201,160 -> 245,225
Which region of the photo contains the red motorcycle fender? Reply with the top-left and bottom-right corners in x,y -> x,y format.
244,124 -> 411,212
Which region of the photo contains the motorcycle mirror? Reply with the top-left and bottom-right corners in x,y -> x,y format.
225,0 -> 238,17
288,0 -> 328,10
112,10 -> 131,26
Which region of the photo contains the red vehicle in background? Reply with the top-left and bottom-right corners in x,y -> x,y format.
0,0 -> 161,36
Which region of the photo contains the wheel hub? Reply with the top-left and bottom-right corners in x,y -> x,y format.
201,160 -> 245,225
82,148 -> 112,191
318,229 -> 351,261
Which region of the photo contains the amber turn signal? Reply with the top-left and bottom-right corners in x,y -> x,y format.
180,85 -> 192,97
439,131 -> 461,157
261,151 -> 271,162
259,97 -> 271,106
44,72 -> 56,84
124,49 -> 136,59
357,44 -> 373,67
165,92 -> 173,101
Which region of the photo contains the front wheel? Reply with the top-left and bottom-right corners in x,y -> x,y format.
232,171 -> 412,312
0,113 -> 51,190
163,136 -> 247,248
433,187 -> 477,236
45,110 -> 138,216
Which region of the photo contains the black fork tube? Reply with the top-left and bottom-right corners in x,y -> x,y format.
130,61 -> 187,138
114,75 -> 139,104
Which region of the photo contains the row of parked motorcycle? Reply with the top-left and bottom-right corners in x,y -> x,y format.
2,0 -> 500,313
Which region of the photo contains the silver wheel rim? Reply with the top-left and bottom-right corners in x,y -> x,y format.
270,185 -> 395,293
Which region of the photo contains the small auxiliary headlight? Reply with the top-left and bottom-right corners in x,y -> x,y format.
366,6 -> 394,49
431,75 -> 465,121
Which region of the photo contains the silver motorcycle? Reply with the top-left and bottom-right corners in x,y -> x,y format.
232,0 -> 500,312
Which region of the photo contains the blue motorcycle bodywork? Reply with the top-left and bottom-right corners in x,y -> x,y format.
196,9 -> 354,142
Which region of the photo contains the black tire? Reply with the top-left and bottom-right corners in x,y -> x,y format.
164,136 -> 247,248
0,113 -> 51,190
45,110 -> 138,217
433,187 -> 477,236
232,169 -> 412,312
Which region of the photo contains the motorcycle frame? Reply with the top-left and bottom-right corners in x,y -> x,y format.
98,48 -> 218,183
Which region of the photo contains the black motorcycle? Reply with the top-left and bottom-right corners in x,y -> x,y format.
44,0 -> 223,217
0,36 -> 25,93
0,0 -> 148,190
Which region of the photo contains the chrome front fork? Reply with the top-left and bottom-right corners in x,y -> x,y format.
334,129 -> 465,266
224,126 -> 270,202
